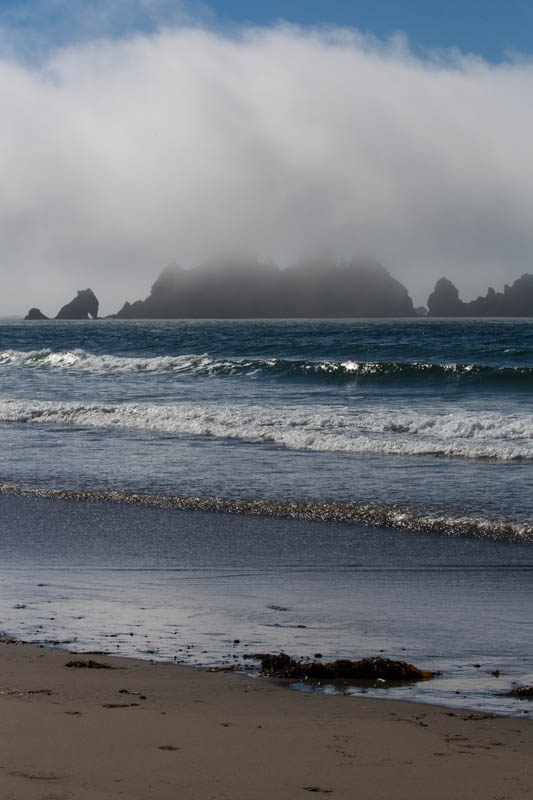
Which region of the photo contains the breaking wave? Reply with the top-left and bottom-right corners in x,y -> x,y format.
0,398 -> 532,461
1,484 -> 532,543
1,348 -> 533,385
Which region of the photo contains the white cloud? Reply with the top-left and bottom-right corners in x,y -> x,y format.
0,22 -> 532,314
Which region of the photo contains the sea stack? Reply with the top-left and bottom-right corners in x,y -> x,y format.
55,289 -> 99,320
427,277 -> 465,316
24,308 -> 49,320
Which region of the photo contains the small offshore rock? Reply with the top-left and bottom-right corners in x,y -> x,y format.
24,308 -> 49,320
56,288 -> 99,320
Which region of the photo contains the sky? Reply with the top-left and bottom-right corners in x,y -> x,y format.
0,0 -> 532,315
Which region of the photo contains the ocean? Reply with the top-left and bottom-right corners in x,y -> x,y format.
1,317 -> 532,714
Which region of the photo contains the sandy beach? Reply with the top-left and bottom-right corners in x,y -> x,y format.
0,639 -> 532,800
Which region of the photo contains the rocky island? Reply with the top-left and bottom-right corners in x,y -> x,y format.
56,288 -> 99,320
114,257 -> 416,318
24,307 -> 49,320
22,267 -> 533,320
427,274 -> 533,317
24,289 -> 99,321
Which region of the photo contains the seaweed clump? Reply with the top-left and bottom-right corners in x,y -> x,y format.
259,653 -> 434,682
505,685 -> 533,699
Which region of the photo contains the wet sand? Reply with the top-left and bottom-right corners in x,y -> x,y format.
2,482 -> 532,541
0,639 -> 532,799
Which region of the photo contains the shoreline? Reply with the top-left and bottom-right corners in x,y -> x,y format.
2,631 -> 529,720
1,638 -> 532,799
1,481 -> 532,542
2,489 -> 533,717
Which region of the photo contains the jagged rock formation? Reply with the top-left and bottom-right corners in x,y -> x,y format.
114,258 -> 416,318
56,289 -> 99,320
427,278 -> 464,316
469,274 -> 533,316
428,274 -> 533,317
24,307 -> 49,320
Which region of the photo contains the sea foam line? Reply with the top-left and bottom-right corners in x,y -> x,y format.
0,398 -> 532,461
1,484 -> 531,543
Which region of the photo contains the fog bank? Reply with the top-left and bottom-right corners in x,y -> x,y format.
1,23 -> 532,315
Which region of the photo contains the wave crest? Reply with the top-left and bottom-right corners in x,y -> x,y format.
1,348 -> 533,385
0,398 -> 532,461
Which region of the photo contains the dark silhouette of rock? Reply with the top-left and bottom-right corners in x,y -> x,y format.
259,652 -> 434,682
24,307 -> 49,320
56,289 -> 99,320
428,274 -> 533,317
114,257 -> 415,318
427,277 -> 465,316
470,273 -> 533,316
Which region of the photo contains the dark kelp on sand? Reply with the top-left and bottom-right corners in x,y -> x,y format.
258,653 -> 435,682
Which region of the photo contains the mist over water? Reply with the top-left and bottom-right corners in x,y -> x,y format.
1,22 -> 533,313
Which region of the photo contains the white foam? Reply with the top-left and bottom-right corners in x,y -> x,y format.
0,398 -> 532,461
0,349 -> 517,381
0,349 -> 227,373
0,348 -> 370,375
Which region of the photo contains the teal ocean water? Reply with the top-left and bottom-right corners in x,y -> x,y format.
1,318 -> 533,527
0,318 -> 532,714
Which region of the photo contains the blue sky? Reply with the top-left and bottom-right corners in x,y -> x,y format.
0,0 -> 532,62
210,0 -> 533,61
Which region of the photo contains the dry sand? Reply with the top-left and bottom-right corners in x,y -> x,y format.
0,639 -> 532,800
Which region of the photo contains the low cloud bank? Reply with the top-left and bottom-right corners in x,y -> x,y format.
1,21 -> 532,314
